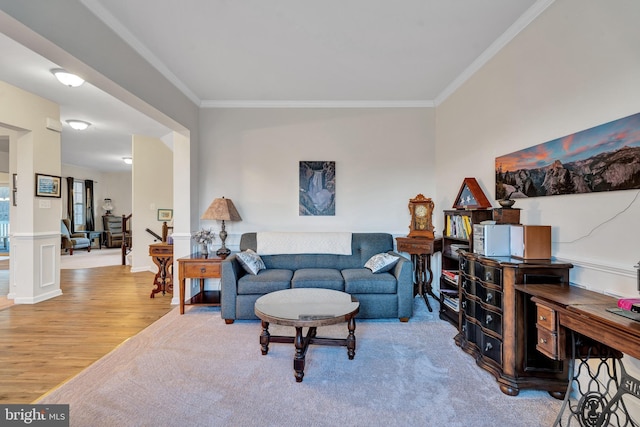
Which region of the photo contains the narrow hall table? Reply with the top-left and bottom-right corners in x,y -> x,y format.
149,242 -> 173,298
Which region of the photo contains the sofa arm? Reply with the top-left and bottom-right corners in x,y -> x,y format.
388,251 -> 414,319
220,254 -> 245,321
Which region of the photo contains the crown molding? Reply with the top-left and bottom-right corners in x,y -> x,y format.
434,0 -> 555,106
200,100 -> 435,109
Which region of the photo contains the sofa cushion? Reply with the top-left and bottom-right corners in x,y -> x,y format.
291,268 -> 344,291
342,268 -> 397,294
236,249 -> 265,275
237,269 -> 293,294
364,253 -> 399,273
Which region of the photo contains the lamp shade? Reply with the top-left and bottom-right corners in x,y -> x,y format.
201,197 -> 242,221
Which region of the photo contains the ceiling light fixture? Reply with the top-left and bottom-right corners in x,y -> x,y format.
66,120 -> 91,130
122,157 -> 133,165
51,68 -> 85,87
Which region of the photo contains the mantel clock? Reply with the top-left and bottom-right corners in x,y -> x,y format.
408,194 -> 435,238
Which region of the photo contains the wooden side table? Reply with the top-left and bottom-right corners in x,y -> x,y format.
177,254 -> 223,314
395,236 -> 442,312
149,243 -> 173,298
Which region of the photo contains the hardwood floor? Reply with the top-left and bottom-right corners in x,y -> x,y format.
0,265 -> 174,403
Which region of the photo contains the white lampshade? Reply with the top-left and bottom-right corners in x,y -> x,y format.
51,68 -> 84,87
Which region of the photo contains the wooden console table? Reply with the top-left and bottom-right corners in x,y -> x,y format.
177,254 -> 223,314
395,237 -> 442,311
515,284 -> 640,426
149,242 -> 173,298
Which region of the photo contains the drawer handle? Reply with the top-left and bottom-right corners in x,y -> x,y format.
461,301 -> 466,309
539,315 -> 546,321
540,338 -> 547,344
485,314 -> 493,324
485,342 -> 493,351
461,325 -> 466,332
485,271 -> 492,281
485,293 -> 493,303
200,267 -> 207,273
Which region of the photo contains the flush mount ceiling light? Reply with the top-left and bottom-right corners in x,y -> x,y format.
66,120 -> 91,130
51,68 -> 84,87
122,157 -> 133,165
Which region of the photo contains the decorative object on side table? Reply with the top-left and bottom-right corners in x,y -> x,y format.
407,194 -> 435,239
453,177 -> 491,210
102,198 -> 114,215
192,228 -> 216,255
201,196 -> 242,258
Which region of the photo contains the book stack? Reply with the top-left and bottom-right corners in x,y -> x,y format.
440,289 -> 459,312
442,269 -> 459,284
445,215 -> 473,239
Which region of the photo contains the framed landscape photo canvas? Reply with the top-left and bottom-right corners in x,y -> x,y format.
35,173 -> 61,198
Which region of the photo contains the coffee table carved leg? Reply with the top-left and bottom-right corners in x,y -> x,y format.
294,326 -> 305,382
260,321 -> 270,355
347,316 -> 357,360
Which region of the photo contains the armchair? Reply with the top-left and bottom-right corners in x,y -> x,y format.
102,215 -> 131,248
61,219 -> 91,255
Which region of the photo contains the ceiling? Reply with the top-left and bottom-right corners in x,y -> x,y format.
0,0 -> 546,171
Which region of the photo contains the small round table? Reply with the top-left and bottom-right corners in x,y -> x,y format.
254,288 -> 360,382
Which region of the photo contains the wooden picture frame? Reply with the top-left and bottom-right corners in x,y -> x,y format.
453,178 -> 491,210
35,173 -> 62,198
157,208 -> 173,221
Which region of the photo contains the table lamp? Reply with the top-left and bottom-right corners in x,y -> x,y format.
201,196 -> 242,257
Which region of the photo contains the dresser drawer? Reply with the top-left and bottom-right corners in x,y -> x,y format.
480,306 -> 502,337
182,262 -> 221,278
476,282 -> 502,310
397,239 -> 433,253
536,327 -> 559,360
536,303 -> 556,331
474,262 -> 502,287
534,301 -> 565,360
481,333 -> 502,366
460,276 -> 476,296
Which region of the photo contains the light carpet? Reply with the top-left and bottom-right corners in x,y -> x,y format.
37,298 -> 561,427
60,248 -> 124,269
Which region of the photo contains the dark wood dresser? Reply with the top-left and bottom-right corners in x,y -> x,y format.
456,250 -> 573,397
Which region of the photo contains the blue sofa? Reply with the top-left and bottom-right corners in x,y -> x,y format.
220,232 -> 414,323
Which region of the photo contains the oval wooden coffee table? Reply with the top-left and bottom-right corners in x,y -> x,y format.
254,288 -> 360,382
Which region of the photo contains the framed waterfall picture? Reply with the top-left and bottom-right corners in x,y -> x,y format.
299,161 -> 336,216
35,173 -> 62,198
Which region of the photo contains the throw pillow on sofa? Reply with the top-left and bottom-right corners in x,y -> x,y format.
365,253 -> 399,273
236,249 -> 266,275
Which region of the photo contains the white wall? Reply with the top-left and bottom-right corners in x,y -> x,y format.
131,134 -> 173,272
436,0 -> 640,402
101,172 -> 133,217
199,107 -> 435,247
436,0 -> 640,297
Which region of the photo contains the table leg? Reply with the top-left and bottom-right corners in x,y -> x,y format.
347,316 -> 357,360
294,326 -> 306,382
553,331 -> 634,426
179,277 -> 186,314
260,321 -> 271,355
414,254 -> 433,312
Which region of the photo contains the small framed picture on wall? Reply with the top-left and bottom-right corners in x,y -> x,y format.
157,209 -> 173,221
35,173 -> 62,198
